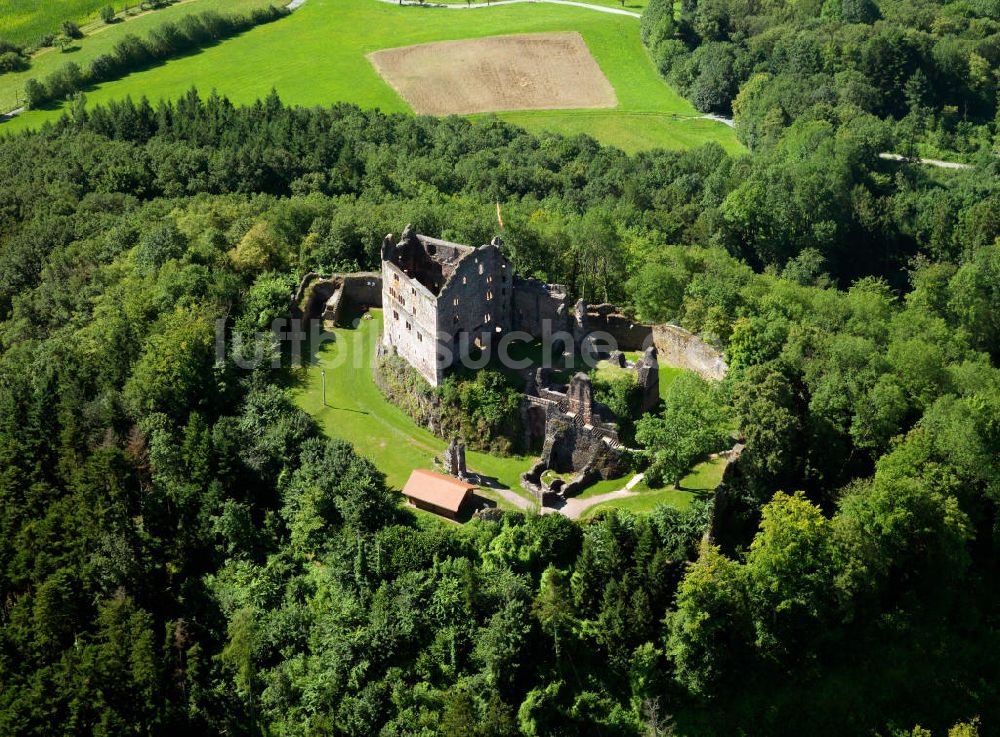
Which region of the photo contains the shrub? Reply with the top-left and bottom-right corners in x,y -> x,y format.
0,37 -> 23,55
100,6 -> 116,23
23,78 -> 48,108
36,33 -> 56,47
61,21 -> 84,39
0,51 -> 27,74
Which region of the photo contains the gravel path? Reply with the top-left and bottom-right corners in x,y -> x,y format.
374,0 -> 641,18
545,472 -> 645,519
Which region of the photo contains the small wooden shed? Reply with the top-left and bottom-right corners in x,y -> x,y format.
401,469 -> 475,519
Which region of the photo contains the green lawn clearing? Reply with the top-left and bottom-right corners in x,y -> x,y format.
290,309 -> 537,513
579,456 -> 726,518
572,472 -> 634,499
2,0 -> 740,154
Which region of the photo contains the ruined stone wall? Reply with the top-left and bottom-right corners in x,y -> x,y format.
511,276 -> 570,338
652,324 -> 728,381
324,273 -> 381,325
585,303 -> 653,352
437,243 -> 513,346
383,260 -> 441,385
293,272 -> 382,324
541,416 -> 625,479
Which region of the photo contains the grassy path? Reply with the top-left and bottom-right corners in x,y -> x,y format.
576,456 -> 726,519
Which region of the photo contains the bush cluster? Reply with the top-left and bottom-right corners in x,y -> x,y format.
0,38 -> 29,76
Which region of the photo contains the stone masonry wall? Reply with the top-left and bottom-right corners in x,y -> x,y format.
585,303 -> 653,352
511,276 -> 570,337
652,324 -> 728,381
324,273 -> 381,325
383,259 -> 441,385
437,243 -> 513,345
293,271 -> 382,324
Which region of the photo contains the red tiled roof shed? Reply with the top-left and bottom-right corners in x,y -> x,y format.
402,469 -> 475,518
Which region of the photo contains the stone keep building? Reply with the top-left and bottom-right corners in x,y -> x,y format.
381,225 -> 514,386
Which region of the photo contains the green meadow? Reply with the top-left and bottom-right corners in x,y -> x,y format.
0,0 -> 277,112
0,0 -> 109,45
2,0 -> 740,153
579,456 -> 726,519
423,0 -> 649,12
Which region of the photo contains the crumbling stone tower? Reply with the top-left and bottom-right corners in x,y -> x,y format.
566,372 -> 594,426
444,437 -> 468,480
636,346 -> 660,412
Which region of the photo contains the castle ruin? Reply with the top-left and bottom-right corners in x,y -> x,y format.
296,226 -> 707,502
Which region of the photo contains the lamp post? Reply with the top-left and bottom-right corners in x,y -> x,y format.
321,368 -> 326,407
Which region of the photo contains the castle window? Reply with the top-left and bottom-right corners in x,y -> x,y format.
486,290 -> 493,301
405,321 -> 411,331
393,273 -> 399,283
454,314 -> 459,324
411,287 -> 416,296
479,264 -> 484,275
453,297 -> 459,307
393,310 -> 399,321
417,333 -> 423,342
484,313 -> 491,324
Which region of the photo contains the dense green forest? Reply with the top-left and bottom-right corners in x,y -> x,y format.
642,0 -> 1000,158
0,91 -> 997,735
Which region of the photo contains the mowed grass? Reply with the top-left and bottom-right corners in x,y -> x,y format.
2,0 -> 740,153
0,0 -> 278,112
290,310 -> 537,512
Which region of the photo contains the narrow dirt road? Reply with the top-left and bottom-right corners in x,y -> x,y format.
374,0 -> 640,19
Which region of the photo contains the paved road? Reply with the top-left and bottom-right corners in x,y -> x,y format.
375,0 -> 641,18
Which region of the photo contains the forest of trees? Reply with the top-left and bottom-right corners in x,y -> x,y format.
642,0 -> 1000,158
0,88 -> 996,735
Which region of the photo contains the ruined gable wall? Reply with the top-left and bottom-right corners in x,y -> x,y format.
436,244 -> 513,343
383,259 -> 441,385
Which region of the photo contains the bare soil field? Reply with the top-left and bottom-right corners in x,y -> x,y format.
368,31 -> 617,115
